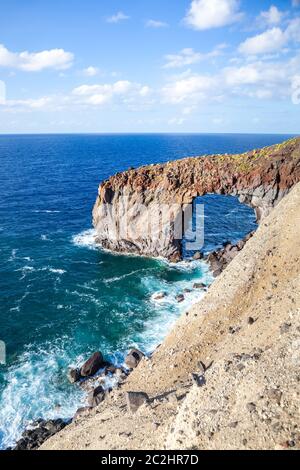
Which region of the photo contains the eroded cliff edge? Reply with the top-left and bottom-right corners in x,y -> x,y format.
42,180 -> 300,450
93,137 -> 300,261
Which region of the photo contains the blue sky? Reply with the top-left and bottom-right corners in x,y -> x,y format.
0,0 -> 299,133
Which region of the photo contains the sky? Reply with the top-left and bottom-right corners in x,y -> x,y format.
0,0 -> 299,134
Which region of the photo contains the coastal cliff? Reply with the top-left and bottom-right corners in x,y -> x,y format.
40,138 -> 300,451
93,137 -> 300,261
42,180 -> 300,450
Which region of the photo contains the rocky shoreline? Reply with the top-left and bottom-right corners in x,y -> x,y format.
12,137 -> 300,450
11,229 -> 256,451
12,347 -> 148,450
39,181 -> 300,451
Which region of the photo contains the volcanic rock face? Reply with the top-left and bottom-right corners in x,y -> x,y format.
93,138 -> 300,260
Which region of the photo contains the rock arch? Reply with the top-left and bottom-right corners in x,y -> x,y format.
92,138 -> 300,261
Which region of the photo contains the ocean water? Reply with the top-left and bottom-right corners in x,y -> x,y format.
0,133 -> 292,448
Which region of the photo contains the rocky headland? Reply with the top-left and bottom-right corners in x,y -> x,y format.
21,137 -> 300,450
93,137 -> 300,261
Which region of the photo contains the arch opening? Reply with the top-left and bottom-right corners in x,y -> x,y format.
182,194 -> 258,260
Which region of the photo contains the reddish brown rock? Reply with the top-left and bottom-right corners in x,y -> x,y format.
93,138 -> 300,261
80,352 -> 104,378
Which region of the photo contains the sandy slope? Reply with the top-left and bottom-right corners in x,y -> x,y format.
41,182 -> 300,450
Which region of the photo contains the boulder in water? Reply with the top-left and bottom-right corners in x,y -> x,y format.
193,252 -> 203,260
80,352 -> 104,377
67,368 -> 81,384
152,291 -> 167,300
193,282 -> 206,289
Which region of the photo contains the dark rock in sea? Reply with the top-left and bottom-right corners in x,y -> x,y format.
80,351 -> 104,377
126,391 -> 149,413
176,294 -> 185,303
193,282 -> 206,289
105,364 -> 117,375
67,367 -> 81,384
207,231 -> 256,277
14,419 -> 67,450
87,385 -> 106,407
153,292 -> 167,300
184,288 -> 192,293
125,349 -> 145,369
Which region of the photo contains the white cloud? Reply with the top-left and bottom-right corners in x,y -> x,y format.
162,74 -> 218,103
163,45 -> 226,68
139,86 -> 151,97
238,27 -> 287,55
0,44 -> 73,72
286,17 -> 300,42
184,0 -> 242,30
2,97 -> 52,109
106,12 -> 130,24
162,51 -> 300,105
168,117 -> 186,125
259,6 -> 283,25
223,62 -> 287,87
82,66 -> 99,77
239,17 -> 300,56
0,80 -> 6,104
72,80 -> 150,106
146,19 -> 169,28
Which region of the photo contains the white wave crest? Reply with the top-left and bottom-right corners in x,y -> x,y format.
72,229 -> 97,249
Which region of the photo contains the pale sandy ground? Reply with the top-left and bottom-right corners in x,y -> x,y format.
41,183 -> 300,450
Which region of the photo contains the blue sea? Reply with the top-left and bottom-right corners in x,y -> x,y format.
0,133 -> 293,448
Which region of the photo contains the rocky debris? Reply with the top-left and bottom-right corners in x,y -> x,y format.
193,282 -> 206,289
206,232 -> 255,277
265,388 -> 282,406
67,368 -> 81,384
190,373 -> 206,388
125,349 -> 145,369
126,392 -> 150,413
246,402 -> 257,413
73,407 -> 93,421
175,294 -> 185,303
193,252 -> 203,261
280,322 -> 292,334
88,386 -> 106,408
80,352 -> 104,378
153,292 -> 167,300
105,364 -> 117,375
14,419 -> 67,450
247,317 -> 256,325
